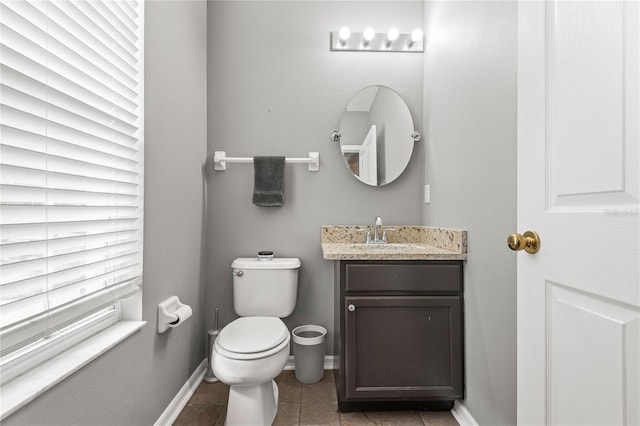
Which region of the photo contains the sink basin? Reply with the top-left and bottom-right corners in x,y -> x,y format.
346,243 -> 425,252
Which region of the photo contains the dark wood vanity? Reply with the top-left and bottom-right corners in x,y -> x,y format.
333,260 -> 464,411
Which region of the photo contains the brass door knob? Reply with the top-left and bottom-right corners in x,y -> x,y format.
507,230 -> 541,254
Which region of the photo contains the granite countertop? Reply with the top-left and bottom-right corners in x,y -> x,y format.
321,226 -> 467,261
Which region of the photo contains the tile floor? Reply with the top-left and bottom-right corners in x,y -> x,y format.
174,370 -> 460,425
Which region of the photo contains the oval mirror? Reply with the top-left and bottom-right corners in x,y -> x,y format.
338,85 -> 416,186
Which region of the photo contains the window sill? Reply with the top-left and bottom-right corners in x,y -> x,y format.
0,321 -> 146,420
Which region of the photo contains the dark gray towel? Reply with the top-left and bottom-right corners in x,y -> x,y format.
252,156 -> 285,207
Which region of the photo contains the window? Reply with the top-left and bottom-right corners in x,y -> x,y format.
0,0 -> 144,408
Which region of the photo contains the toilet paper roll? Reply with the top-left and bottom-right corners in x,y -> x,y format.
168,305 -> 193,327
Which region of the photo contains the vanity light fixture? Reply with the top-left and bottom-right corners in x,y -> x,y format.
330,27 -> 424,52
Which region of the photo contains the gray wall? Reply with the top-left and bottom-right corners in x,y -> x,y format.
206,1 -> 425,353
422,1 -> 517,425
4,2 -> 208,424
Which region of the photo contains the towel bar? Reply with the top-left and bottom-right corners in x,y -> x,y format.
213,151 -> 320,172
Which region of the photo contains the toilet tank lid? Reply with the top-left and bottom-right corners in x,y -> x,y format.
232,257 -> 301,270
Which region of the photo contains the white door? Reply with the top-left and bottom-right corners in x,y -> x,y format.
517,1 -> 640,425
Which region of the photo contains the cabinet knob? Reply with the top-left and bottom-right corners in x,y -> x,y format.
347,304 -> 356,312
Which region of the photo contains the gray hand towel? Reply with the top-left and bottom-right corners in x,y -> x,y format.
252,156 -> 285,207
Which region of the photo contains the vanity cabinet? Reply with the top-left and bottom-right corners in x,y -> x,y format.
334,260 -> 464,411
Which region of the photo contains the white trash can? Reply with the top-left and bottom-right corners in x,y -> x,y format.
291,325 -> 327,384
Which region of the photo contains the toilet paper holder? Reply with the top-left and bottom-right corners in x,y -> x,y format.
158,296 -> 193,333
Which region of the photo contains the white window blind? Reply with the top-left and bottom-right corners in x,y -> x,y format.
0,0 -> 144,378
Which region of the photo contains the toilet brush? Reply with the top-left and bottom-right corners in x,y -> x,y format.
204,308 -> 220,383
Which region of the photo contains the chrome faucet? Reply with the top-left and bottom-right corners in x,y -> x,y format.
359,216 -> 395,244
373,216 -> 383,243
372,216 -> 395,244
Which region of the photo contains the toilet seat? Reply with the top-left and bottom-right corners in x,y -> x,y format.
215,317 -> 290,360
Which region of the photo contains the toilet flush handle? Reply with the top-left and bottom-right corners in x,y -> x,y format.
233,270 -> 244,277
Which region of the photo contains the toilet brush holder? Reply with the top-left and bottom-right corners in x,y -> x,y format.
204,328 -> 219,383
204,307 -> 220,383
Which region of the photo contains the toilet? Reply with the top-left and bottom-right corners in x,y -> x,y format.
211,256 -> 300,425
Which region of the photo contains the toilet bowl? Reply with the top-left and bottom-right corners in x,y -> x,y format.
210,257 -> 300,425
211,316 -> 291,425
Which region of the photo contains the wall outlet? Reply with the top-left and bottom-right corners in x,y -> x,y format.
424,184 -> 430,203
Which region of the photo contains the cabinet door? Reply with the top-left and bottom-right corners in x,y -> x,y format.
344,296 -> 463,400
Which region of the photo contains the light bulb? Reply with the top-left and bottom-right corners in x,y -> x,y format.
385,27 -> 399,48
410,29 -> 423,43
363,27 -> 375,41
362,27 -> 375,47
339,26 -> 351,41
387,27 -> 399,42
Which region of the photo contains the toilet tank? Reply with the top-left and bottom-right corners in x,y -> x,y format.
231,257 -> 301,317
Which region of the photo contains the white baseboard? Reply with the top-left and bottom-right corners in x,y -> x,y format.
284,355 -> 336,371
154,359 -> 207,426
452,401 -> 479,426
